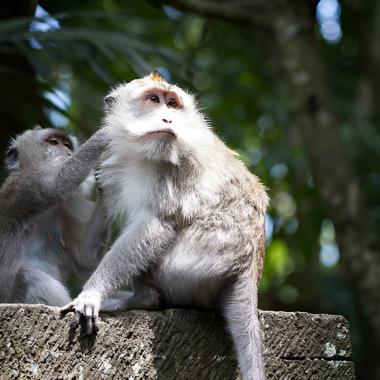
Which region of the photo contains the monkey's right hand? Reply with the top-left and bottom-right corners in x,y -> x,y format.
60,290 -> 102,335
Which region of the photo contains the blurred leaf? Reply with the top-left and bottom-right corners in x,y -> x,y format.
264,239 -> 292,279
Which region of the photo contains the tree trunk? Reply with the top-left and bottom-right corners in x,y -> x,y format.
268,2 -> 380,379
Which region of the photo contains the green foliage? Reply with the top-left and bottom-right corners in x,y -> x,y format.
0,0 -> 365,311
1,0 -> 379,375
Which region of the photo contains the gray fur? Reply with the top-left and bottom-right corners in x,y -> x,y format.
63,75 -> 269,380
0,128 -> 109,306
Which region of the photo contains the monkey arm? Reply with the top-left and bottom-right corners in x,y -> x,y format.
52,128 -> 110,201
0,129 -> 109,224
61,211 -> 175,335
86,213 -> 174,294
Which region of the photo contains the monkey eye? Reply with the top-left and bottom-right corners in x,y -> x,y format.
149,94 -> 160,103
167,98 -> 178,108
47,138 -> 59,145
63,141 -> 73,150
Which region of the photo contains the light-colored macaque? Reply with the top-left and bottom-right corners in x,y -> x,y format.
62,72 -> 268,380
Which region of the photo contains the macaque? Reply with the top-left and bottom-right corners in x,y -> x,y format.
0,128 -> 109,306
62,72 -> 269,380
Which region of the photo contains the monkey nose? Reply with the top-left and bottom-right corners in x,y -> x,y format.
162,118 -> 172,124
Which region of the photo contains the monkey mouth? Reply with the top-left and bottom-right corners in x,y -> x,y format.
142,129 -> 177,140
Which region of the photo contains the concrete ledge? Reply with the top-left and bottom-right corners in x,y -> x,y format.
0,305 -> 355,379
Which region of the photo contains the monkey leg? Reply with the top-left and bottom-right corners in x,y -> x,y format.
100,291 -> 132,312
221,272 -> 265,380
101,278 -> 160,312
13,266 -> 71,306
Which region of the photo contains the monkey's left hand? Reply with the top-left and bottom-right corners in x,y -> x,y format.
60,290 -> 102,335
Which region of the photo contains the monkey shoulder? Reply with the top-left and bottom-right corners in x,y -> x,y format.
0,169 -> 66,227
216,144 -> 269,212
216,168 -> 268,213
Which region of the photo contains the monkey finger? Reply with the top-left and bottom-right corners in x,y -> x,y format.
84,304 -> 95,335
68,300 -> 85,328
60,302 -> 75,316
84,304 -> 93,318
93,315 -> 99,333
73,309 -> 82,326
75,301 -> 85,314
85,315 -> 93,335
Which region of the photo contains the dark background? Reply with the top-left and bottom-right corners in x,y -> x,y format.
1,1 -> 379,378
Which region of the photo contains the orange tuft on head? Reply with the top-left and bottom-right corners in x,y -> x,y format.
149,71 -> 165,82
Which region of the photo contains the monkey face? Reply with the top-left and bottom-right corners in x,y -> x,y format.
5,129 -> 78,171
44,131 -> 75,159
103,72 -> 213,164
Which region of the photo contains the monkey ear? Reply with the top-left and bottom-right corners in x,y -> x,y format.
4,147 -> 19,171
104,95 -> 116,107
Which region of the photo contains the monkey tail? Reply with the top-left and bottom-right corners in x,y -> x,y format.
222,267 -> 266,380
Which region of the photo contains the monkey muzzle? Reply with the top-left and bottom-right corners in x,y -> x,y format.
142,129 -> 177,141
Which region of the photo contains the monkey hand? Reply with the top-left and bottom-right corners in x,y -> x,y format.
60,289 -> 102,335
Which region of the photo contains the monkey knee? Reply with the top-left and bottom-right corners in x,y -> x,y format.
15,267 -> 71,306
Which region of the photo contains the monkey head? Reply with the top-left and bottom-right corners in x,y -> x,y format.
5,128 -> 79,172
103,72 -> 214,164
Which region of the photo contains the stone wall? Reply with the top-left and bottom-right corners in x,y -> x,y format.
0,305 -> 355,379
